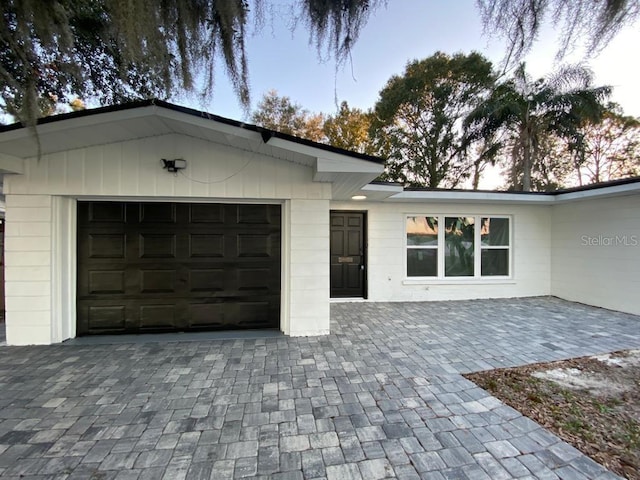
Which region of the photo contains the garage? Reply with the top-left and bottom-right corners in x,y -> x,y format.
77,201 -> 281,335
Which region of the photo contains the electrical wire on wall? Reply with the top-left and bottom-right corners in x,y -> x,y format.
160,157 -> 254,184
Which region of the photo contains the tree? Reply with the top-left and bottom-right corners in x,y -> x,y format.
464,64 -> 611,191
251,90 -> 325,142
570,106 -> 640,184
5,0 -> 637,128
477,0 -> 640,66
371,52 -> 496,188
1,0 -> 380,125
323,101 -> 375,154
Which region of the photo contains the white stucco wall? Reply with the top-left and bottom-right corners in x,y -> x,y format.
4,133 -> 332,345
331,201 -> 552,302
550,194 -> 640,316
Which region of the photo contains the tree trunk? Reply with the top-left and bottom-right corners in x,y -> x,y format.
472,162 -> 481,189
522,128 -> 532,192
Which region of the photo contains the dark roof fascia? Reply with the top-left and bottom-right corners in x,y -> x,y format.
402,176 -> 640,197
0,98 -> 386,165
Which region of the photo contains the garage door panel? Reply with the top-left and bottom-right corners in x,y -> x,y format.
189,269 -> 224,292
140,269 -> 176,294
237,234 -> 273,257
237,268 -> 273,291
139,203 -> 176,223
232,302 -> 272,327
139,234 -> 176,258
238,204 -> 272,224
190,204 -> 225,223
188,303 -> 225,328
78,202 -> 281,335
190,234 -> 225,258
188,301 -> 274,329
140,304 -> 176,329
88,305 -> 126,331
88,202 -> 126,222
89,271 -> 125,294
89,234 -> 126,258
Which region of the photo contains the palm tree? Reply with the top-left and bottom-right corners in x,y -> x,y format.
464,64 -> 611,191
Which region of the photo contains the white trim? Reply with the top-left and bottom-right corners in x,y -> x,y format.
402,279 -> 517,286
555,182 -> 640,202
280,200 -> 291,335
51,196 -> 77,342
77,196 -> 285,205
0,153 -> 24,174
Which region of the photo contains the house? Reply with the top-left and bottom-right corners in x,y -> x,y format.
0,100 -> 638,345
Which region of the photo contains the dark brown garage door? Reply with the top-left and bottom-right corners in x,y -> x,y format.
77,202 -> 281,335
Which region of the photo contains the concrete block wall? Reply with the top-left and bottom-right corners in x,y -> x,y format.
4,194 -> 53,345
331,201 -> 552,302
551,194 -> 640,316
287,199 -> 330,336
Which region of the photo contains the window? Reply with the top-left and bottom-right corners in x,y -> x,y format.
406,215 -> 511,279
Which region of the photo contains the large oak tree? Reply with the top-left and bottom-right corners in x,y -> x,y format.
371,52 -> 495,188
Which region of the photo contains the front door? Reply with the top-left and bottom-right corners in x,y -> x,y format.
330,211 -> 366,298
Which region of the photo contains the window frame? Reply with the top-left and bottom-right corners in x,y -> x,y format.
405,214 -> 512,281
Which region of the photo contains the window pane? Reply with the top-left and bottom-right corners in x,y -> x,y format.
407,249 -> 437,277
445,217 -> 474,276
407,216 -> 438,246
481,217 -> 509,246
481,249 -> 509,276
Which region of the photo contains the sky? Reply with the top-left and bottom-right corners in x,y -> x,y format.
177,0 -> 640,122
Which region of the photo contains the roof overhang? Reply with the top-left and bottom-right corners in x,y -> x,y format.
0,100 -> 384,200
348,178 -> 640,205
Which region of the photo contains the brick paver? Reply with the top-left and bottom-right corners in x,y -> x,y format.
0,297 -> 638,478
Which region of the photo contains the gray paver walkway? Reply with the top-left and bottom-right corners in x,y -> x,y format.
0,296 -> 638,479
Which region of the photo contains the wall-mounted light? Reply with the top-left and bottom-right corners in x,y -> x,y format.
351,195 -> 367,200
162,158 -> 187,173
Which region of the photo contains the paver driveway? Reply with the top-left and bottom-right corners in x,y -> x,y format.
0,297 -> 639,479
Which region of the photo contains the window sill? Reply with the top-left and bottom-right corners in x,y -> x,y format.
402,278 -> 516,286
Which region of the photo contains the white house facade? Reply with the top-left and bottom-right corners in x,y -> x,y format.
0,101 -> 638,345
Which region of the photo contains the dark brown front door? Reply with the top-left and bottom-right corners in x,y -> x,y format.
77,202 -> 281,335
330,211 -> 366,298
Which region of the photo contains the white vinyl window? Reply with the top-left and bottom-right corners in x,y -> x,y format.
406,215 -> 511,278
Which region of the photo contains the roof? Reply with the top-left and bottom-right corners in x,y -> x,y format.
0,99 -> 385,200
1,99 -> 638,205
0,99 -> 385,165
355,177 -> 640,204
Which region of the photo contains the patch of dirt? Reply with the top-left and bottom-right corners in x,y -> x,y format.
464,350 -> 640,480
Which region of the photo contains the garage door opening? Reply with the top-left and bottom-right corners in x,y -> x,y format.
77,202 -> 281,335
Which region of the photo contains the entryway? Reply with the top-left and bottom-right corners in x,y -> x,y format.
330,211 -> 367,298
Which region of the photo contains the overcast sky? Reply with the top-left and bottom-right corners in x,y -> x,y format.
177,0 -> 640,121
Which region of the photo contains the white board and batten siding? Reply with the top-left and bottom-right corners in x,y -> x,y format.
4,133 -> 332,344
331,202 -> 552,302
551,194 -> 640,316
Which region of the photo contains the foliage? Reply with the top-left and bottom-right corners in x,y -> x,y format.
464,64 -> 611,191
251,90 -> 325,142
571,107 -> 640,184
371,52 -> 496,188
323,101 -> 375,154
477,0 -> 640,66
3,0 -> 637,131
0,0 -> 379,125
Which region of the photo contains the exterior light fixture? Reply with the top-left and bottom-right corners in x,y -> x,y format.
351,195 -> 367,200
162,158 -> 187,172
